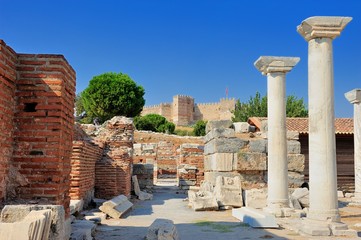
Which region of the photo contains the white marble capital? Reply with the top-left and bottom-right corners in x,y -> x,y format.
297,16 -> 352,41
345,89 -> 361,104
254,56 -> 300,75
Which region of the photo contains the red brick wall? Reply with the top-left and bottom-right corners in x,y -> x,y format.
70,141 -> 103,203
156,141 -> 178,177
0,40 -> 76,217
178,144 -> 204,187
0,40 -> 17,202
13,54 -> 75,216
94,118 -> 134,199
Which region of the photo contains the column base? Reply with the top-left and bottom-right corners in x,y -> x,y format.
263,206 -> 301,218
307,208 -> 341,222
264,199 -> 293,218
300,218 -> 357,237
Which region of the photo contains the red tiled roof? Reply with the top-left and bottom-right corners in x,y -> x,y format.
248,117 -> 354,135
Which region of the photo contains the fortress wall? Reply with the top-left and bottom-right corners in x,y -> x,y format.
141,96 -> 235,125
159,103 -> 172,121
195,102 -> 221,121
173,95 -> 194,126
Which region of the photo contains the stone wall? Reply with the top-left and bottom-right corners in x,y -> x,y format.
133,143 -> 157,187
204,121 -> 305,188
133,132 -> 204,187
142,103 -> 172,121
178,144 -> 204,188
195,98 -> 235,122
156,141 -> 178,178
0,40 -> 76,218
172,95 -> 194,126
94,117 -> 134,199
159,103 -> 172,121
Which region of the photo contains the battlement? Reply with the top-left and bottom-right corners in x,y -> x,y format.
220,97 -> 236,102
196,102 -> 220,106
143,102 -> 172,109
143,104 -> 161,109
160,103 -> 172,106
174,94 -> 194,99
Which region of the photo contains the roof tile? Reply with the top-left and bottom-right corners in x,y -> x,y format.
248,117 -> 353,134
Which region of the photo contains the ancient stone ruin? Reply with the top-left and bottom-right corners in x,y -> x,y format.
0,14 -> 359,239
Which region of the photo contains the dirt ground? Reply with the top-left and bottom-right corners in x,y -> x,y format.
93,185 -> 361,240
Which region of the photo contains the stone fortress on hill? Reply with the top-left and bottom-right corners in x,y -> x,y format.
141,95 -> 236,126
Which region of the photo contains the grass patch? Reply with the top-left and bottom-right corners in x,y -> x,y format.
194,220 -> 213,227
194,220 -> 248,233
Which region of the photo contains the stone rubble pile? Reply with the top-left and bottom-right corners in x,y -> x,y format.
99,195 -> 133,219
146,218 -> 180,240
188,176 -> 242,211
132,175 -> 153,200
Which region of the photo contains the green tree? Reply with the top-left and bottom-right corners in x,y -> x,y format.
80,72 -> 145,123
286,95 -> 308,117
232,92 -> 307,122
75,93 -> 93,123
193,120 -> 207,136
232,92 -> 267,122
134,114 -> 175,134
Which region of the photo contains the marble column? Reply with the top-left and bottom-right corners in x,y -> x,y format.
298,16 -> 353,236
345,89 -> 361,203
254,56 -> 300,217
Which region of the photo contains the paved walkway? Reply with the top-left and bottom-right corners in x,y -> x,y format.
94,186 -> 361,240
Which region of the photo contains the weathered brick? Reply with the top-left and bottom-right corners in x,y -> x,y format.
95,117 -> 134,199
0,44 -> 76,218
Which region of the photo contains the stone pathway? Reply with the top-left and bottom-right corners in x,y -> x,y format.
90,185 -> 355,240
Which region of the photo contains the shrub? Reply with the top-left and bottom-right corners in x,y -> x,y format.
134,114 -> 175,134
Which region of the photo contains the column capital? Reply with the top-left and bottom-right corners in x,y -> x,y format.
297,16 -> 352,41
254,56 -> 300,75
345,89 -> 361,104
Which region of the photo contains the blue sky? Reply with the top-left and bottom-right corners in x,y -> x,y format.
1,0 -> 360,117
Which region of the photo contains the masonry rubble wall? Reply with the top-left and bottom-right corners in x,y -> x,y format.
133,131 -> 204,187
0,40 -> 76,218
133,143 -> 157,187
156,141 -> 178,178
178,144 -> 204,188
94,117 -> 134,199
